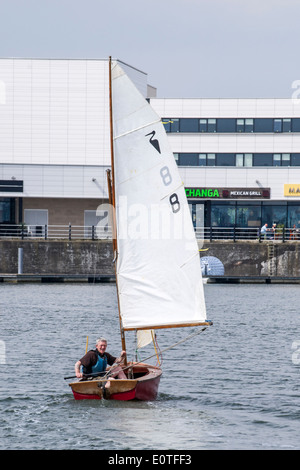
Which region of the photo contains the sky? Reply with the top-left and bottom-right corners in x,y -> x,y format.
0,0 -> 300,98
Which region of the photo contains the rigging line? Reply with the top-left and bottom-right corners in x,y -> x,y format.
179,251 -> 201,269
160,182 -> 184,202
151,330 -> 160,366
113,118 -> 162,140
115,159 -> 167,186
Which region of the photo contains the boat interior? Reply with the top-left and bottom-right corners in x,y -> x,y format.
82,362 -> 157,382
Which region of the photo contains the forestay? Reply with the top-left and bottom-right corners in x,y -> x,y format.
111,62 -> 207,330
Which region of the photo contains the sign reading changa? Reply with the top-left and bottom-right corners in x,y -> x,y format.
185,187 -> 270,199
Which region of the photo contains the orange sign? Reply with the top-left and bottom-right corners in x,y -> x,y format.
284,184 -> 300,196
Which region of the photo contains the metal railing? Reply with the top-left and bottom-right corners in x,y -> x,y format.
0,224 -> 299,241
0,224 -> 112,240
196,226 -> 300,242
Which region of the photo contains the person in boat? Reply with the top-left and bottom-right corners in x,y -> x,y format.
74,337 -> 127,383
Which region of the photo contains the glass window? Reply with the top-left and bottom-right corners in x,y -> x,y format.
273,154 -> 281,166
291,153 -> 300,165
170,119 -> 179,132
199,119 -> 207,132
180,118 -> 198,132
287,204 -> 300,229
236,119 -> 245,133
254,118 -> 273,132
283,118 -> 291,132
292,118 -> 300,132
262,204 -> 287,227
179,153 -> 199,166
237,205 -> 261,228
173,153 -> 179,163
282,153 -> 290,166
217,119 -> 236,133
207,119 -> 216,132
236,154 -> 244,166
245,119 -> 254,132
253,153 -> 273,166
244,153 -> 253,166
0,198 -> 14,223
207,153 -> 216,166
162,119 -> 171,132
216,153 -> 235,166
274,119 -> 282,133
199,154 -> 207,166
235,153 -> 253,166
211,203 -> 236,227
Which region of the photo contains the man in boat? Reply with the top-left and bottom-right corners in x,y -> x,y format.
74,337 -> 127,385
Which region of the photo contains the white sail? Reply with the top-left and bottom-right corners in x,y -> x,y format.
111,62 -> 207,330
136,330 -> 154,349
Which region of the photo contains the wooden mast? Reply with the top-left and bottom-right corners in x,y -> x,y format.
108,56 -> 127,363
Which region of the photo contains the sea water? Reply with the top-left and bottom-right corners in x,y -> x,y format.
0,282 -> 299,450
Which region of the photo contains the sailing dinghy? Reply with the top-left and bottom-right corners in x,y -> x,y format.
68,59 -> 212,401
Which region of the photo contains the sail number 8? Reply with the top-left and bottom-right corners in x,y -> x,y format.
160,166 -> 180,213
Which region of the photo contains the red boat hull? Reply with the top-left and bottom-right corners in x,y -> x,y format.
69,363 -> 161,401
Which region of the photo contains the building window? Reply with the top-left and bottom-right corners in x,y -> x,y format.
273,153 -> 281,166
175,152 -> 299,167
245,154 -> 253,166
274,119 -> 282,133
197,153 -> 216,166
199,154 -> 207,166
254,118 -> 273,132
282,153 -> 291,166
283,118 -> 292,132
179,153 -> 199,166
217,119 -> 236,133
163,117 -> 300,134
199,119 -> 207,132
207,119 -> 217,132
162,118 -> 179,133
236,154 -> 244,166
180,118 -> 198,132
162,119 -> 171,132
253,153 -> 273,166
236,118 -> 254,132
245,119 -> 254,132
211,203 -> 236,227
191,200 -> 300,230
236,119 -> 244,133
236,153 -> 253,167
216,153 -> 235,166
236,204 -> 261,228
207,153 -> 216,166
262,203 -> 287,227
0,198 -> 15,224
292,119 -> 300,132
291,153 -> 300,165
273,153 -> 290,166
287,203 -> 300,229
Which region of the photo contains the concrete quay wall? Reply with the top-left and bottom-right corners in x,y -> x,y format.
201,240 -> 300,278
0,239 -> 299,278
0,240 -> 114,276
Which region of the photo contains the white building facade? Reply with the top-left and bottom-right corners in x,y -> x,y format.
1,58 -> 300,237
150,98 -> 300,234
0,58 -> 150,235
